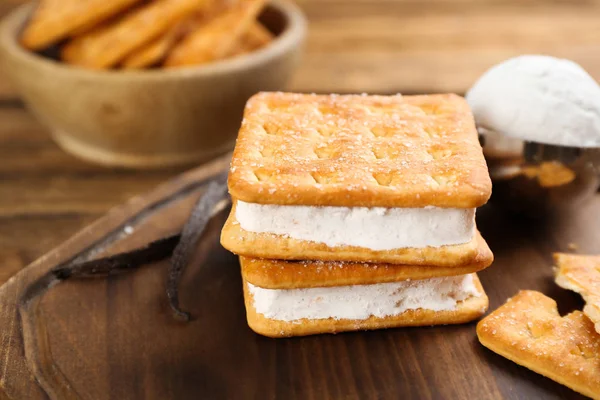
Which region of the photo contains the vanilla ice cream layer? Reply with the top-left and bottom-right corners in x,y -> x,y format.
235,201 -> 475,250
248,274 -> 480,322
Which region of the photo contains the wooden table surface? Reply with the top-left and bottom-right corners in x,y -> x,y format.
0,155 -> 596,400
4,0 -> 600,286
1,1 -> 600,398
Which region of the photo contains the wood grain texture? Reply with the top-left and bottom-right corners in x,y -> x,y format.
0,156 -> 598,399
0,154 -> 231,400
0,1 -> 599,398
288,0 -> 600,93
0,105 -> 188,270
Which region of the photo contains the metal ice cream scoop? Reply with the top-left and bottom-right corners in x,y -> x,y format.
483,134 -> 600,217
466,55 -> 600,216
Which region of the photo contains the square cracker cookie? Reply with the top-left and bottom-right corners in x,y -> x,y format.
240,246 -> 492,289
477,291 -> 600,399
554,253 -> 600,334
243,274 -> 488,337
228,92 -> 491,208
221,202 -> 493,266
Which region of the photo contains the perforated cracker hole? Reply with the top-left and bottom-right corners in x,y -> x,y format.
306,173 -> 318,184
423,126 -> 439,139
526,320 -> 553,339
420,104 -> 440,115
372,149 -> 384,160
314,146 -> 331,159
373,173 -> 393,186
262,122 -> 278,135
316,127 -> 333,137
253,171 -> 271,182
428,148 -> 453,160
372,145 -> 399,160
311,172 -> 327,184
429,176 -> 441,187
260,147 -> 274,157
571,343 -> 595,360
431,175 -> 456,187
370,126 -> 386,137
318,105 -> 335,115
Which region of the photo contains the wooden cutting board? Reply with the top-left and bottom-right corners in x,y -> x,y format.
0,152 -> 598,400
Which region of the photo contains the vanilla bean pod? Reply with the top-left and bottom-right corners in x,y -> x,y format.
167,174 -> 230,321
17,174 -> 230,398
21,235 -> 180,307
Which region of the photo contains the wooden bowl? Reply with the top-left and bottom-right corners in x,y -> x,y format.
0,1 -> 306,168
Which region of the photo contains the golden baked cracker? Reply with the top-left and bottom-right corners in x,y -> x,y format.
521,161 -> 576,188
554,253 -> 600,334
244,274 -> 488,337
221,202 -> 493,266
241,254 -> 491,289
477,291 -> 600,399
20,0 -> 142,50
228,93 -> 491,208
164,0 -> 267,67
226,22 -> 273,57
61,0 -> 208,69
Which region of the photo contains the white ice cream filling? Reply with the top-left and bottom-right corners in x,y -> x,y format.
248,274 -> 480,322
235,201 -> 476,250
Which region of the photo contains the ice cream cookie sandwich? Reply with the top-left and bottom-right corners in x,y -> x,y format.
244,268 -> 488,338
221,92 -> 493,266
240,252 -> 492,289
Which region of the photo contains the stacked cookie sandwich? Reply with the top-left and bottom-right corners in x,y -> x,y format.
221,92 -> 494,337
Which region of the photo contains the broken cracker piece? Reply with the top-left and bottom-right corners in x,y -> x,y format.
21,0 -> 142,50
165,0 -> 266,67
521,161 -> 576,188
62,0 -> 208,69
554,253 -> 600,334
477,290 -> 600,399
